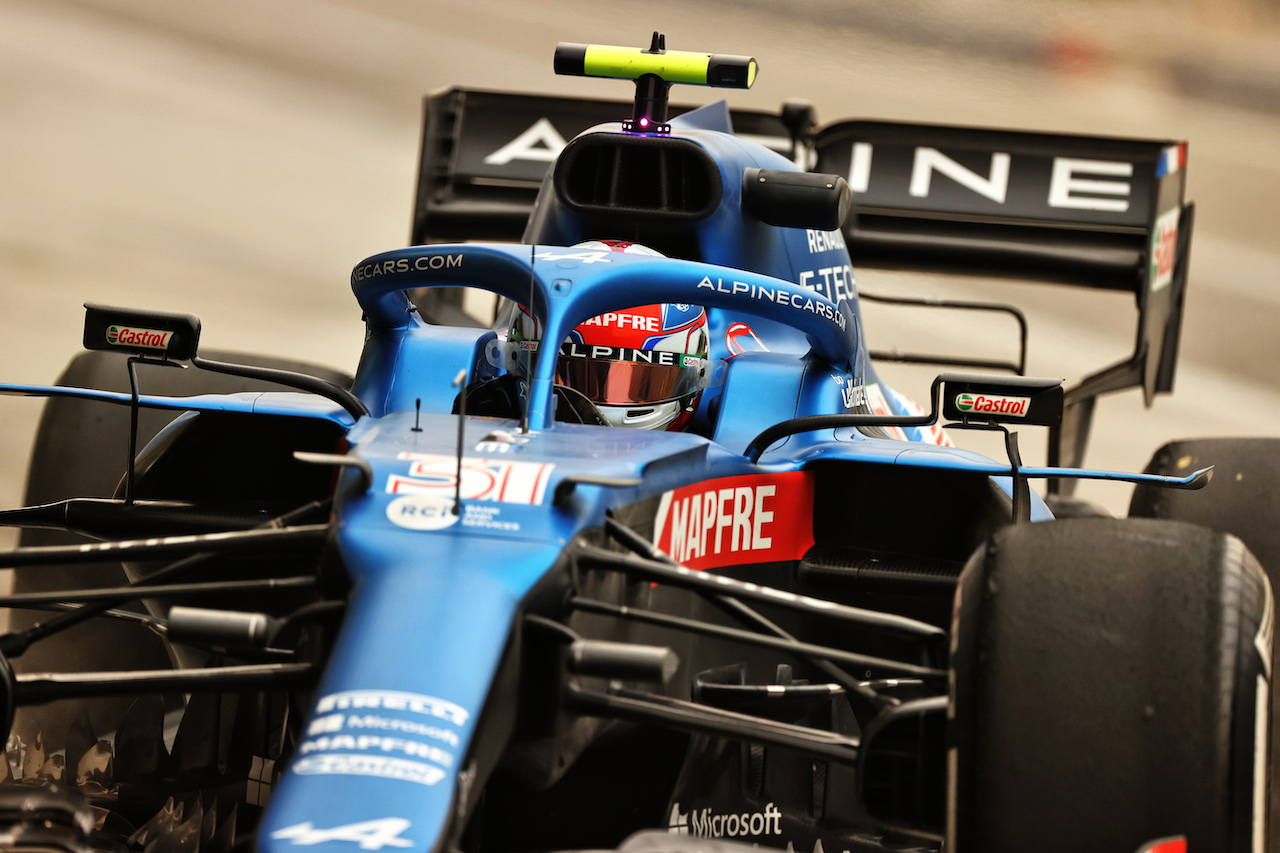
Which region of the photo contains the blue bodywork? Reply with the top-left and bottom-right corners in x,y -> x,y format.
252,108 -> 965,849
0,105 -> 1206,852
245,113 -> 1202,851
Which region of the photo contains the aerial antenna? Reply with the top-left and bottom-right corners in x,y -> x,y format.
630,32 -> 671,133
451,370 -> 467,515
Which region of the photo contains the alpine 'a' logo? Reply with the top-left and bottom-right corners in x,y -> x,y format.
272,818 -> 414,849
483,118 -> 568,166
105,325 -> 173,351
954,392 -> 1030,418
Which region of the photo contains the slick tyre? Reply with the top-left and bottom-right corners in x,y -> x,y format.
1131,437 -> 1280,847
1130,438 -> 1280,583
950,518 -> 1272,853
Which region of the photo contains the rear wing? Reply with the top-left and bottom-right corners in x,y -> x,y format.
814,122 -> 1192,481
410,87 -> 804,246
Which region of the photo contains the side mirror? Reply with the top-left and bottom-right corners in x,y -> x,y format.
939,372 -> 1063,427
741,168 -> 851,230
82,302 -> 366,419
83,303 -> 202,361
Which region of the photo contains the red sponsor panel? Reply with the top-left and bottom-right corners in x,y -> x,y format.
653,472 -> 815,570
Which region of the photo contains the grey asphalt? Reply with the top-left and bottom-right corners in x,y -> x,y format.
2,0 -> 1279,545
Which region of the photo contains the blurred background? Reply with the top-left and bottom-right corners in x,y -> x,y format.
3,0 -> 1280,547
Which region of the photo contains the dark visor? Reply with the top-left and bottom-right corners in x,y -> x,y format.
557,355 -> 704,406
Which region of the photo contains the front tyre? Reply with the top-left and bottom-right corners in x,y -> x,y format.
950,518 -> 1271,853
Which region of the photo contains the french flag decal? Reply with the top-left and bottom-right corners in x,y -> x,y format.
1156,143 -> 1187,177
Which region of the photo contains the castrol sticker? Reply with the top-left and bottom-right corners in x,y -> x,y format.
105,325 -> 173,351
954,392 -> 1029,418
653,472 -> 814,570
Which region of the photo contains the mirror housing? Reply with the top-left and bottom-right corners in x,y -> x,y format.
939,372 -> 1063,427
741,168 -> 851,230
83,303 -> 201,361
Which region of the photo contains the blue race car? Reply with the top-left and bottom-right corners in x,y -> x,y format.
0,33 -> 1275,853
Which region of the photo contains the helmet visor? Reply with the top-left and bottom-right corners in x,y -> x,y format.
556,345 -> 705,406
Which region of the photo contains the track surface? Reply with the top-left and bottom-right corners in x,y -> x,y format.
2,0 -> 1279,544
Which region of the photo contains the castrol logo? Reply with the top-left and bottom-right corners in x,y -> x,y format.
954,392 -> 1030,418
105,325 -> 173,351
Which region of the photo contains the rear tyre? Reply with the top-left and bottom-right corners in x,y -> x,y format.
1132,437 -> 1280,850
950,518 -> 1272,852
1131,437 -> 1280,579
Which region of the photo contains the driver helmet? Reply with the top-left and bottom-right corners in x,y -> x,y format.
509,240 -> 709,431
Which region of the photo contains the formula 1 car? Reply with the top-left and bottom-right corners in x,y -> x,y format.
0,33 -> 1276,853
